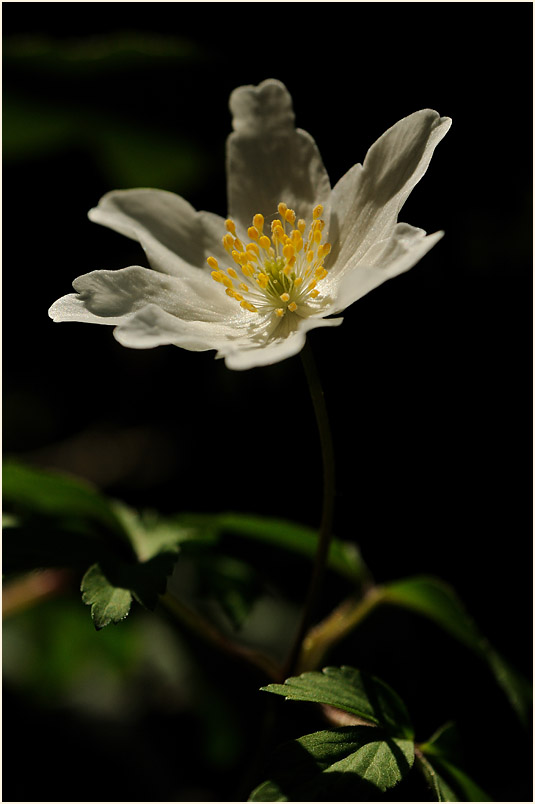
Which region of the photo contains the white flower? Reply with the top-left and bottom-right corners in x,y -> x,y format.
49,79 -> 451,370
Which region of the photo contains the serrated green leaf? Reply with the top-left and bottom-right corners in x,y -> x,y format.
381,576 -> 532,725
81,563 -> 132,629
262,666 -> 413,739
249,726 -> 414,800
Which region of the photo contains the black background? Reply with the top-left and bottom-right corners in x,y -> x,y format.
3,2 -> 532,802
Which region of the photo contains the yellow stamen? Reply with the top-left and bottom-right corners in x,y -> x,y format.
275,308 -> 285,317
284,208 -> 296,224
248,226 -> 259,240
277,202 -> 287,217
225,219 -> 236,234
313,204 -> 323,220
253,213 -> 264,232
207,257 -> 218,270
257,273 -> 269,288
280,292 -> 290,302
241,300 -> 258,313
259,235 -> 271,250
288,302 -> 298,312
227,267 -> 238,279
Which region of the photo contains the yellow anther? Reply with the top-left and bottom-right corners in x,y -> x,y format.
239,282 -> 249,292
310,289 -> 320,298
248,226 -> 259,240
284,208 -> 296,224
257,273 -> 269,288
227,267 -> 238,279
259,235 -> 271,250
291,231 -> 303,251
221,274 -> 233,288
294,277 -> 303,287
288,302 -> 298,312
240,300 -> 258,313
313,204 -> 323,220
277,202 -> 287,217
223,233 -> 235,251
318,243 -> 331,258
246,242 -> 260,257
306,249 -> 315,263
315,267 -> 328,280
234,237 -> 244,251
242,263 -> 254,277
253,213 -> 264,232
225,219 -> 236,234
280,292 -> 290,302
297,219 -> 306,234
282,243 -> 295,261
211,270 -> 223,283
231,250 -> 242,264
226,288 -> 243,300
207,256 -> 218,270
275,308 -> 285,317
314,228 -> 322,244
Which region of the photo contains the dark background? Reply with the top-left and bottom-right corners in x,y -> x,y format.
3,3 -> 532,802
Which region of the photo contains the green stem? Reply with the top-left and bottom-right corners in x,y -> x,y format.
282,341 -> 336,679
296,585 -> 386,673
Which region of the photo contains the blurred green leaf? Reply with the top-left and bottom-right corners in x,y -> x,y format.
3,460 -> 128,539
4,32 -> 202,75
179,512 -> 368,584
416,752 -> 459,802
262,666 -> 413,739
196,553 -> 262,630
381,576 -> 532,725
250,726 -> 414,800
3,93 -> 209,191
418,723 -> 490,801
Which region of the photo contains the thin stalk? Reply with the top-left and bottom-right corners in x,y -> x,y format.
160,591 -> 280,680
282,340 -> 336,679
296,585 -> 386,673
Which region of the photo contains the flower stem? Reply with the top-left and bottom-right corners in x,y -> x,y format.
282,340 -> 336,679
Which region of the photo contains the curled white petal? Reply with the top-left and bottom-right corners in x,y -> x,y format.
88,189 -> 230,277
49,265 -> 236,326
329,110 -> 451,278
328,225 -> 444,314
220,316 -> 343,371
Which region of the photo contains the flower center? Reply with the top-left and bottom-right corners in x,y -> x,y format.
207,202 -> 331,317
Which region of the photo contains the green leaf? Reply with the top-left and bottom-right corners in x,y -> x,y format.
249,726 -> 414,800
196,554 -> 261,630
381,576 -> 532,725
416,752 -> 459,801
418,722 -> 491,801
81,563 -> 132,629
180,512 -> 369,583
3,460 -> 128,540
262,666 -> 413,739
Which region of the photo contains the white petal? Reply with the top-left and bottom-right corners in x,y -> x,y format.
221,316 -> 343,371
113,304 -> 238,351
329,110 -> 451,275
49,265 -> 236,325
328,225 -> 444,314
88,189 -> 229,277
226,79 -> 331,230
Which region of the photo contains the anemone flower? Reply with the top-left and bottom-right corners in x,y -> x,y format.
49,79 -> 451,370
